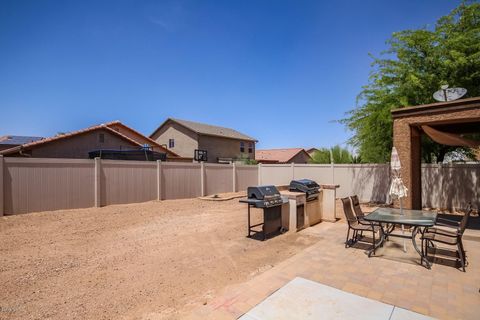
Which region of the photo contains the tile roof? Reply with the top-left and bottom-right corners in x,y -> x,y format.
152,118 -> 257,142
0,121 -> 178,157
0,135 -> 44,145
255,148 -> 310,163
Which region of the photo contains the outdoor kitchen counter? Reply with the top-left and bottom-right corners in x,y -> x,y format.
279,190 -> 307,199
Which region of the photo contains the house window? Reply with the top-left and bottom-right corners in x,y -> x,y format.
248,142 -> 253,153
240,141 -> 245,153
99,133 -> 105,143
169,139 -> 175,148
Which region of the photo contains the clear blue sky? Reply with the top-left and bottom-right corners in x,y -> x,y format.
0,0 -> 462,150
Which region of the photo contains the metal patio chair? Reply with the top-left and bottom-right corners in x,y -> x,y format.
350,195 -> 365,220
421,203 -> 473,272
341,197 -> 381,255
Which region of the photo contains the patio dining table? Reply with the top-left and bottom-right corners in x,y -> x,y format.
364,207 -> 438,268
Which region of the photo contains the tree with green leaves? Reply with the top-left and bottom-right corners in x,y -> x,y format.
341,2 -> 480,163
310,145 -> 359,164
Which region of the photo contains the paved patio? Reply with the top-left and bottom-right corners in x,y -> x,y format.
187,219 -> 480,320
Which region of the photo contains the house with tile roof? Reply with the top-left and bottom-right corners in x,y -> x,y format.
150,118 -> 257,163
0,121 -> 179,160
255,148 -> 312,164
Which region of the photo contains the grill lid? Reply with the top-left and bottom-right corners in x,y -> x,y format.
247,185 -> 280,200
289,179 -> 320,190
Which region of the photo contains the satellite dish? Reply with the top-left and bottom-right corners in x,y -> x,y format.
433,85 -> 467,102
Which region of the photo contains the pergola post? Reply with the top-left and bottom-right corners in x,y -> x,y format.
393,121 -> 422,210
410,126 -> 422,210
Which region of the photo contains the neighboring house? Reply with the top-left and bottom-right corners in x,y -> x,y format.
150,118 -> 257,163
306,148 -> 320,157
0,121 -> 179,160
255,148 -> 312,164
0,135 -> 44,151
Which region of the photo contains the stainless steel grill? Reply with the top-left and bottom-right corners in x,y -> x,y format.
246,185 -> 284,208
240,185 -> 287,240
289,179 -> 320,201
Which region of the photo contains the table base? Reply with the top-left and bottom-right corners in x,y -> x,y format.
366,223 -> 431,269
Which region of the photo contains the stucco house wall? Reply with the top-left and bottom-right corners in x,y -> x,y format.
198,135 -> 255,163
151,122 -> 198,158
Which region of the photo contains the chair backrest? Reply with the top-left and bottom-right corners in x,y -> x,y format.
341,197 -> 357,224
459,203 -> 473,235
350,195 -> 364,219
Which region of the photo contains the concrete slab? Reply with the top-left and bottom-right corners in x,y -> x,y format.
239,277 -> 394,320
390,307 -> 435,320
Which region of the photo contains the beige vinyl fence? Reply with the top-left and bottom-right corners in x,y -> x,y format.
0,157 -> 258,215
258,163 -> 478,208
258,163 -> 391,202
422,163 -> 479,210
0,156 -> 477,215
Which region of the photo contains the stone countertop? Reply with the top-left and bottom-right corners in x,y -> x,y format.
280,190 -> 306,199
320,184 -> 340,190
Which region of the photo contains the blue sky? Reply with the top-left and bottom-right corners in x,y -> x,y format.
0,0 -> 462,150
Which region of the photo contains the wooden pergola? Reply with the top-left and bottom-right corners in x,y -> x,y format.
391,97 -> 480,209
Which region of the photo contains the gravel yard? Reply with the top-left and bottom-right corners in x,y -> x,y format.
0,197 -> 319,319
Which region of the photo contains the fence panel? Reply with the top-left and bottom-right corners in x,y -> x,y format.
3,158 -> 94,214
333,164 -> 390,202
260,164 -> 292,186
205,164 -> 233,195
162,162 -> 202,199
422,164 -> 479,210
236,165 -> 258,191
294,164 -> 333,184
101,160 -> 157,206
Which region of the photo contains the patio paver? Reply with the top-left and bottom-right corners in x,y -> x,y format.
187,220 -> 480,319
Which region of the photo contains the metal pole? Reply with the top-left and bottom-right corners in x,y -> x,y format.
400,195 -> 407,252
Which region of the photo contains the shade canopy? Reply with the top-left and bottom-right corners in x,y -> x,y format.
422,125 -> 480,148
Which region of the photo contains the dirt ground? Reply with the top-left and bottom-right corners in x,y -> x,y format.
0,197 -> 320,319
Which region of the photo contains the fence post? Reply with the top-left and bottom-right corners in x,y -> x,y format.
0,155 -> 3,216
200,161 -> 205,196
232,162 -> 236,192
291,162 -> 295,180
258,163 -> 262,185
157,160 -> 162,201
94,157 -> 101,207
331,162 -> 335,184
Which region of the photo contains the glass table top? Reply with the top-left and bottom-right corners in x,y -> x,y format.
364,207 -> 437,226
